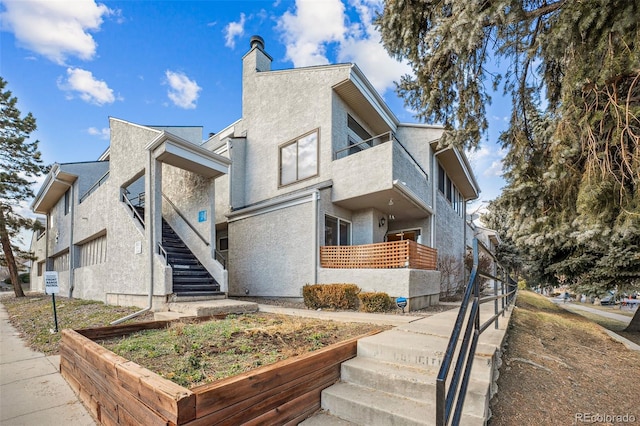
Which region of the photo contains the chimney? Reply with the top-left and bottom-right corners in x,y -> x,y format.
243,34 -> 272,73
250,35 -> 265,51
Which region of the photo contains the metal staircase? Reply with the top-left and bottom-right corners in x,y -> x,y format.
122,190 -> 222,298
162,219 -> 222,297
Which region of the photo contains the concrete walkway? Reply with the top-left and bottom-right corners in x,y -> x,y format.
552,300 -> 633,324
256,303 -> 426,326
0,303 -> 96,426
551,300 -> 640,352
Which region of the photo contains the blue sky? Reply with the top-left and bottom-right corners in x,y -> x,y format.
1,0 -> 508,239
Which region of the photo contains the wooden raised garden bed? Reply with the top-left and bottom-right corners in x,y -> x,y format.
60,319 -> 375,425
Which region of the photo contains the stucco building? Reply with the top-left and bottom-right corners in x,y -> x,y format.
30,36 -> 479,311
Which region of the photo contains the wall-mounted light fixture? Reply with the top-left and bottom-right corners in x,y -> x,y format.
388,198 -> 394,206
378,217 -> 386,227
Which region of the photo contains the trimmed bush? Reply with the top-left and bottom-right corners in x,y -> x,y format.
303,284 -> 360,310
358,292 -> 393,313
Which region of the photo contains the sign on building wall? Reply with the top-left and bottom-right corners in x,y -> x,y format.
198,210 -> 207,222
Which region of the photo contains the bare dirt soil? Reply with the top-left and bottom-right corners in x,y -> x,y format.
489,291 -> 640,426
98,312 -> 384,388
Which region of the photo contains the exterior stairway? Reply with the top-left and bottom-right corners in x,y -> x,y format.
162,219 -> 222,297
300,302 -> 511,426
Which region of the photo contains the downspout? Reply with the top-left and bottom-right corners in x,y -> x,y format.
111,151 -> 155,325
45,213 -> 50,285
312,190 -> 319,284
54,179 -> 75,298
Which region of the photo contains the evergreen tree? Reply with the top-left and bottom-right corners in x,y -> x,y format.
0,77 -> 48,297
377,1 -> 640,331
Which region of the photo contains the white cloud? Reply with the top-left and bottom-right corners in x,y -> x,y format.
466,145 -> 492,164
337,30 -> 411,95
467,144 -> 507,177
276,0 -> 410,95
224,13 -> 246,48
277,0 -> 346,66
88,127 -> 110,139
165,70 -> 201,109
58,67 -> 118,105
0,0 -> 114,64
485,159 -> 504,178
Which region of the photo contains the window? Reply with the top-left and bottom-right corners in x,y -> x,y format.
386,229 -> 421,243
218,237 -> 229,251
325,215 -> 351,246
64,189 -> 70,215
347,115 -> 372,154
438,161 -> 464,217
438,164 -> 445,194
279,130 -> 318,186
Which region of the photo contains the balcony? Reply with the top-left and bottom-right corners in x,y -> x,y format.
320,240 -> 437,270
331,132 -> 432,221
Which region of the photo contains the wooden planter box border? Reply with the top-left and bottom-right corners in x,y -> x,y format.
60,318 -> 377,425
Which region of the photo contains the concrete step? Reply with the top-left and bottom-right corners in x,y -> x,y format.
355,330 -> 494,383
321,382 -> 431,426
340,357 -> 489,417
321,382 -> 484,426
154,311 -> 192,321
167,299 -> 258,317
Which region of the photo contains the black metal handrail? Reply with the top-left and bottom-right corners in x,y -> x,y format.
436,238 -> 517,426
121,189 -> 145,228
162,193 -> 227,269
162,192 -> 209,246
79,171 -> 110,203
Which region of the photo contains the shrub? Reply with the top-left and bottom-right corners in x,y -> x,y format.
303,284 -> 360,310
358,292 -> 393,313
4,273 -> 30,284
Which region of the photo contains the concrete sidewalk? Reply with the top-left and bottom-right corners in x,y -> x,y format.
255,303 -> 426,326
0,303 -> 96,426
560,301 -> 633,324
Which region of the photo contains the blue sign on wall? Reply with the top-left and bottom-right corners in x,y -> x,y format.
198,210 -> 207,222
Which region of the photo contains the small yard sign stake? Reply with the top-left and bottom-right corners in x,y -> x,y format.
396,297 -> 407,313
44,271 -> 60,333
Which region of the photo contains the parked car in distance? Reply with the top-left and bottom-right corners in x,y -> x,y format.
600,295 -> 617,306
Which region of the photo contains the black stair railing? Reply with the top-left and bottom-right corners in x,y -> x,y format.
436,238 -> 518,426
121,188 -> 145,228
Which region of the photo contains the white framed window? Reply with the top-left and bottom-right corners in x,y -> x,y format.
325,215 -> 351,246
279,130 -> 319,186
